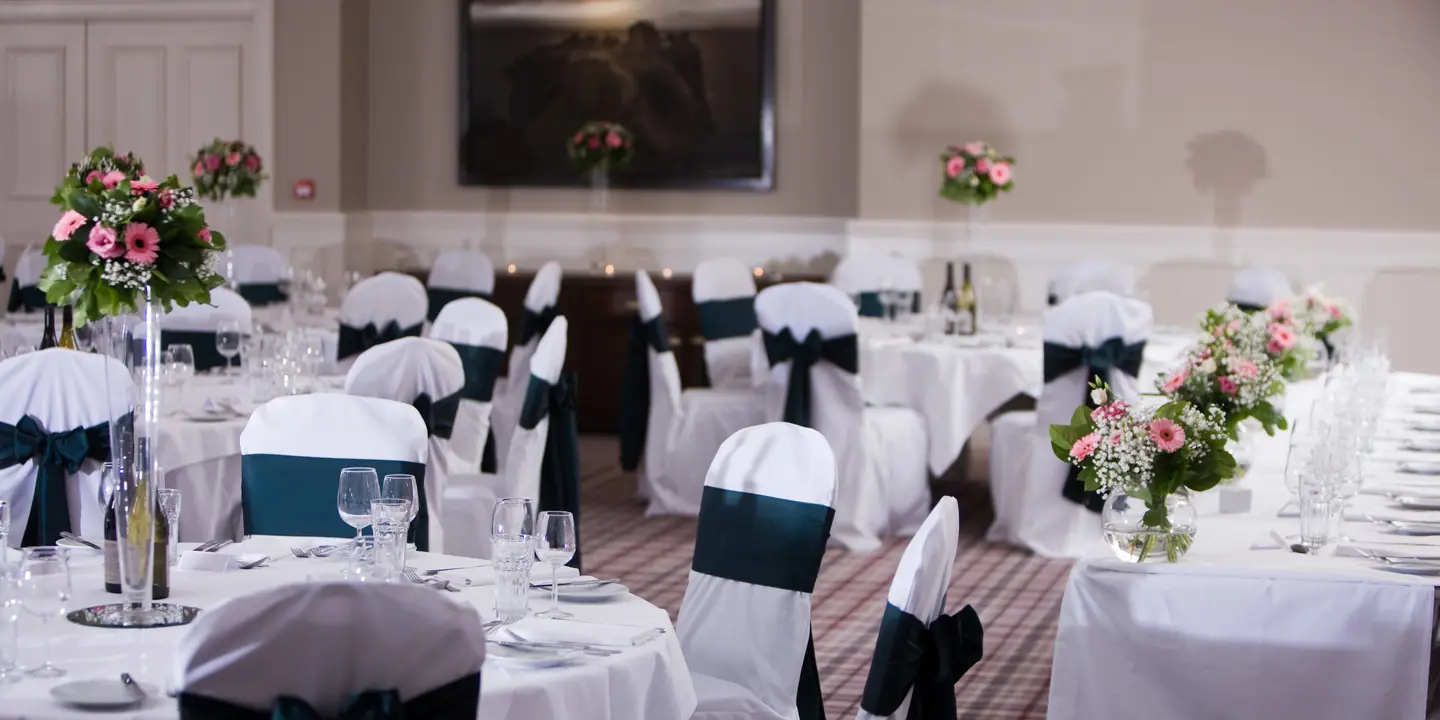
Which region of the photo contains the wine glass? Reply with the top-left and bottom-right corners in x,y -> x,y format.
337,468 -> 380,566
158,488 -> 182,568
382,474 -> 420,524
19,547 -> 70,678
0,501 -> 9,567
215,320 -> 243,376
534,511 -> 577,619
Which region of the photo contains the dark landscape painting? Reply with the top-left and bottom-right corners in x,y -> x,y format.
458,0 -> 775,190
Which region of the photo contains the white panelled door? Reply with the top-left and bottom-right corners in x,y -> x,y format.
85,21 -> 254,182
0,23 -> 86,245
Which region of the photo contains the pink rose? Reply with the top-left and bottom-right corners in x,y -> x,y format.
1149,418 -> 1186,453
1195,346 -> 1211,360
197,226 -> 212,244
606,132 -> 622,148
1269,324 -> 1297,350
245,154 -> 261,171
130,176 -> 158,194
573,132 -> 584,145
52,210 -> 87,241
193,162 -> 205,178
1218,376 -> 1239,395
1233,358 -> 1259,378
1327,304 -> 1342,319
205,154 -> 221,172
159,189 -> 175,209
975,157 -> 993,173
963,142 -> 985,156
945,156 -> 965,178
226,151 -> 242,166
587,137 -> 601,149
123,222 -> 161,265
1161,370 -> 1187,394
85,170 -> 105,186
989,162 -> 1012,185
86,225 -> 123,258
101,171 -> 126,189
1069,432 -> 1100,462
1268,298 -> 1292,321
116,153 -> 129,163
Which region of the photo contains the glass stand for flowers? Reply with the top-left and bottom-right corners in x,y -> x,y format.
1101,487 -> 1198,563
589,166 -> 617,274
213,202 -> 239,292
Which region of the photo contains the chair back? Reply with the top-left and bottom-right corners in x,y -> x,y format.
693,258 -> 758,388
1228,266 -> 1292,311
159,287 -> 253,372
504,316 -> 567,505
494,261 -> 563,467
228,245 -> 289,306
831,253 -> 923,317
620,271 -> 683,479
337,272 -> 427,363
677,422 -> 837,720
175,582 -> 485,719
427,250 -> 495,321
7,247 -> 48,314
430,298 -> 507,474
1049,260 -> 1137,305
0,349 -> 132,546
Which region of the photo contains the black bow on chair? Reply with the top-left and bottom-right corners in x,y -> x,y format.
619,313 -> 670,471
446,342 -> 505,474
7,281 -> 45,313
337,321 -> 422,361
0,414 -> 117,546
178,673 -> 481,719
518,306 -> 558,346
520,372 -> 582,570
763,328 -> 859,428
1043,336 -> 1146,511
860,604 -> 985,719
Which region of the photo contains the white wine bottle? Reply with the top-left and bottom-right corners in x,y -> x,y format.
957,262 -> 978,335
939,262 -> 960,335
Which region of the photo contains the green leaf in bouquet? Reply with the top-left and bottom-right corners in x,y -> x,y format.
1079,466 -> 1100,491
1141,505 -> 1171,531
57,238 -> 92,264
69,191 -> 100,218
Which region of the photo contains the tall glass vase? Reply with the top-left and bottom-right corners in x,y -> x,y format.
589,166 -> 609,213
213,201 -> 239,292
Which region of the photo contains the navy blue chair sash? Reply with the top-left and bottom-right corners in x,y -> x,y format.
763,329 -> 859,429
520,372 -> 582,570
336,321 -> 423,361
178,672 -> 481,719
1042,337 -> 1146,511
241,455 -> 430,550
1232,301 -> 1267,314
696,297 -> 758,341
0,413 -> 121,546
853,291 -> 922,320
693,486 -> 834,720
162,330 -> 229,373
237,282 -> 287,307
426,287 -> 490,322
860,602 -> 984,719
619,313 -> 669,471
447,342 -> 505,474
7,281 -> 44,313
518,306 -> 558,346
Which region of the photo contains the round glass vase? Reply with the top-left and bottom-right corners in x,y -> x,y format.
1225,421 -> 1257,484
1101,487 -> 1197,563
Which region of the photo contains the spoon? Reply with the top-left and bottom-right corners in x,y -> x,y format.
120,673 -> 147,700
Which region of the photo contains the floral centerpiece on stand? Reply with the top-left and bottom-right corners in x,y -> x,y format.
190,138 -> 267,201
1274,286 -> 1353,359
939,141 -> 1014,205
1050,379 -> 1235,562
1158,304 -> 1293,437
567,121 -> 634,174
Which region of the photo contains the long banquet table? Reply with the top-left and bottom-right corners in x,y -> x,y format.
1049,373 -> 1440,720
0,536 -> 696,719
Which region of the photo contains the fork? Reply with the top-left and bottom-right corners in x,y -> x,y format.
290,547 -> 311,558
402,568 -> 424,584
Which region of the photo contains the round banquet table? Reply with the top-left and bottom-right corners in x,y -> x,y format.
0,536 -> 697,719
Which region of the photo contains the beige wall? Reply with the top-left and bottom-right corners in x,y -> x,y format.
859,0 -> 1440,230
339,0 -> 370,212
272,0 -> 343,212
364,0 -> 859,217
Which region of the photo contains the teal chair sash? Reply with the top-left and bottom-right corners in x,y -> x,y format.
446,342 -> 505,474
426,287 -> 490,322
162,330 -> 229,373
618,313 -> 669,471
855,291 -> 921,319
7,281 -> 44,313
1233,301 -> 1267,314
237,282 -> 287,307
696,297 -> 757,341
1042,336 -> 1146,512
337,321 -> 423,361
0,413 -> 123,546
178,672 -> 481,719
241,455 -> 430,550
518,306 -> 557,346
762,329 -> 859,429
520,372 -> 581,570
859,602 -> 984,719
692,485 -> 835,720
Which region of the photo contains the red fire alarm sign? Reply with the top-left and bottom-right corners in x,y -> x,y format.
293,179 -> 315,201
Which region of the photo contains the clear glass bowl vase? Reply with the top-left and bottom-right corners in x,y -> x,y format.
1101,487 -> 1197,563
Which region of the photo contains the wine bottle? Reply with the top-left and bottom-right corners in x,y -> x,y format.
939,261 -> 960,335
39,306 -> 57,349
57,305 -> 77,350
957,263 -> 978,336
103,483 -> 120,594
102,468 -> 170,600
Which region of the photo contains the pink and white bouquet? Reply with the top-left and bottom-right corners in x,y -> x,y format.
50,147 -> 146,203
190,139 -> 267,202
1158,305 -> 1291,436
939,141 -> 1015,205
1050,379 -> 1235,560
568,121 -> 634,174
1273,286 -> 1352,353
40,146 -> 228,324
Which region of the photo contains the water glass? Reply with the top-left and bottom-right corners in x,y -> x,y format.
1296,471 -> 1335,551
216,319 -> 243,376
0,500 -> 9,568
158,489 -> 182,568
19,547 -> 70,678
369,499 -> 411,582
492,498 -> 535,621
535,511 -> 576,620
0,566 -> 19,685
337,468 -> 380,568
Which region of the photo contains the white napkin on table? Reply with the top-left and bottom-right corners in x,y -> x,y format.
503,617 -> 663,649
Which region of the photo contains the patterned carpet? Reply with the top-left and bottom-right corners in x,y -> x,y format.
577,435 -> 1074,719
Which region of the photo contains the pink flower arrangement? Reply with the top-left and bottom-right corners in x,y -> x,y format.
52,210 -> 86,241
1159,304 -> 1290,438
939,141 -> 1015,205
1149,418 -> 1185,453
568,121 -> 634,173
191,138 -> 267,201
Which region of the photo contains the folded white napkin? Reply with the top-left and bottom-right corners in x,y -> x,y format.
503,617 -> 662,649
178,551 -> 267,572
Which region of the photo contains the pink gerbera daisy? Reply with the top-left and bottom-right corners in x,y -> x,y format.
1149,418 -> 1186,453
130,176 -> 159,194
1069,432 -> 1100,462
123,222 -> 161,265
1161,369 -> 1188,394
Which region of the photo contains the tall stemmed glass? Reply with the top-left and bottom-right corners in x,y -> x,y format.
19,547 -> 71,678
215,320 -> 243,377
337,468 -> 380,571
0,561 -> 19,684
382,474 -> 419,525
535,511 -> 576,619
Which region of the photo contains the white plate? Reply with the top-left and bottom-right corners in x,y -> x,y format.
56,537 -> 103,555
485,642 -> 580,669
181,413 -> 236,423
1398,461 -> 1440,476
50,679 -> 157,710
1376,561 -> 1440,576
533,582 -> 629,602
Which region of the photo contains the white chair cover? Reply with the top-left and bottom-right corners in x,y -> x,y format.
239,394 -> 428,542
677,422 -> 837,720
159,287 -> 253,332
430,298 -> 508,558
503,315 -> 567,505
228,244 -> 287,285
345,337 -> 466,554
1228,266 -> 1293,310
493,261 -> 562,470
831,253 -> 924,318
1049,260 -> 1137,304
336,272 -> 428,368
987,291 -> 1153,558
7,246 -> 48,314
0,349 -> 132,547
755,282 -> 930,552
427,250 -> 496,321
175,582 -> 486,716
693,258 -> 758,389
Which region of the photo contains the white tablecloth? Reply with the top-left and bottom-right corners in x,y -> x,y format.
1,316 -> 42,355
1048,374 -> 1440,720
0,536 -> 696,719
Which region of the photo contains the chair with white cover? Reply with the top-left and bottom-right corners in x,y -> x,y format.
831,253 -> 924,318
693,258 -> 758,389
239,394 -> 428,544
492,261 -> 562,469
158,287 -> 253,372
426,249 -> 495,321
175,582 -> 485,718
1228,266 -> 1292,312
677,422 -> 836,720
430,298 -> 507,558
503,315 -> 582,567
228,244 -> 289,306
6,246 -> 47,315
345,337 -> 466,553
987,291 -> 1153,557
622,270 -> 766,517
0,349 -> 131,547
1048,260 -> 1137,305
336,272 -> 427,369
856,497 -> 984,719
756,282 -> 930,551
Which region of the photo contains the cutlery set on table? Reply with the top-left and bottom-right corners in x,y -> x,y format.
1343,387 -> 1440,575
